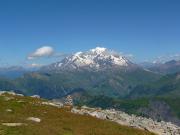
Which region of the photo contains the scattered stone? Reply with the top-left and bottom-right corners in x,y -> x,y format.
27,117 -> 41,123
2,123 -> 26,127
16,94 -> 24,97
6,109 -> 13,112
30,95 -> 40,98
42,101 -> 63,108
17,100 -> 26,103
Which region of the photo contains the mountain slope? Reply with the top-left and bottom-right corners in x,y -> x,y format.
128,72 -> 180,98
0,92 -> 155,135
10,67 -> 160,99
124,72 -> 180,124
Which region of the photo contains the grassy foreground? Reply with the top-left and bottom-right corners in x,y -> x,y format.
0,93 -> 155,135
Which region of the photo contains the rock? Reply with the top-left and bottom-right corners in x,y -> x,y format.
2,123 -> 26,127
16,94 -> 24,97
27,117 -> 41,123
17,100 -> 26,103
6,109 -> 13,112
42,101 -> 63,108
30,95 -> 40,98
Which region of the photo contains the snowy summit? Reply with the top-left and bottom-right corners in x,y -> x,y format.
43,47 -> 132,71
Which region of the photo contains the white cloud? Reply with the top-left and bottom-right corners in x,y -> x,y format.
107,50 -> 134,60
28,63 -> 43,68
28,46 -> 54,60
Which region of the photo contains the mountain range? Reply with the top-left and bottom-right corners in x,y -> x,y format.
0,47 -> 180,125
8,47 -> 160,98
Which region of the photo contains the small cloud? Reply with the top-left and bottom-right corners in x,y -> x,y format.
28,46 -> 54,60
106,50 -> 134,60
28,63 -> 43,68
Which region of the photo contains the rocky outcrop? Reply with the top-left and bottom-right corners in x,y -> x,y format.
72,106 -> 180,135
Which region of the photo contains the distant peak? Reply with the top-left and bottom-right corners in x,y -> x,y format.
43,47 -> 133,71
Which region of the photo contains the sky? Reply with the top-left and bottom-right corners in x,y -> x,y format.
0,0 -> 180,67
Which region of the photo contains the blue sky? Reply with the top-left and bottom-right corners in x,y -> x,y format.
0,0 -> 180,67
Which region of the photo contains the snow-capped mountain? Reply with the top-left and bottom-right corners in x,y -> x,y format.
42,47 -> 134,71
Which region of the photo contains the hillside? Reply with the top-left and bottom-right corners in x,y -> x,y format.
0,92 -> 155,135
128,72 -> 180,98
123,72 -> 180,124
0,67 -> 160,99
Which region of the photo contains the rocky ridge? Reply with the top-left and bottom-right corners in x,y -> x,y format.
71,106 -> 180,135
